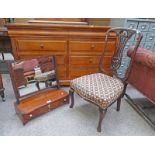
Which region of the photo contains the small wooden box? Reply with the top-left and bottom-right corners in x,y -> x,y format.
16,89 -> 69,124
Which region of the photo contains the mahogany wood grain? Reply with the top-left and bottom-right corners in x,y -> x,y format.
17,89 -> 69,124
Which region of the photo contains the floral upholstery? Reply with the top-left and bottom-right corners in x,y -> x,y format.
70,73 -> 124,108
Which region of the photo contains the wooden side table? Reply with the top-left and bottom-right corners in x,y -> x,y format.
0,74 -> 5,101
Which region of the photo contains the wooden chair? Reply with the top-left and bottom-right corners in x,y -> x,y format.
69,28 -> 143,132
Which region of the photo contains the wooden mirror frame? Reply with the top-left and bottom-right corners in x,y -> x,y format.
7,55 -> 60,104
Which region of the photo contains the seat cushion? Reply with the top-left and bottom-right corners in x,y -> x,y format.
70,73 -> 124,108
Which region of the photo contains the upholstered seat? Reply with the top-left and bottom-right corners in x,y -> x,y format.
70,73 -> 124,109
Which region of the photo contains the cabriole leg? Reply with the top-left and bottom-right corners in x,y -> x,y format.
97,108 -> 107,132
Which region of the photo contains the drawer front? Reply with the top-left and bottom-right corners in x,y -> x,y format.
126,21 -> 138,29
141,32 -> 147,42
69,56 -> 100,66
149,22 -> 155,32
17,40 -> 67,51
139,42 -> 145,48
138,22 -> 150,31
143,42 -> 154,50
69,67 -> 112,79
23,104 -> 50,121
69,41 -> 115,55
129,34 -> 135,41
49,95 -> 69,110
57,65 -> 67,79
69,56 -> 112,68
55,55 -> 66,65
146,32 -> 155,42
69,68 -> 98,79
22,95 -> 69,122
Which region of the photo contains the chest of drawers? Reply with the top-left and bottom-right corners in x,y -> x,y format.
7,23 -> 115,85
125,18 -> 155,51
117,18 -> 155,78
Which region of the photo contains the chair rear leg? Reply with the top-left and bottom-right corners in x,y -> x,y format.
116,96 -> 121,111
122,83 -> 128,97
97,108 -> 107,132
69,88 -> 74,108
116,83 -> 128,111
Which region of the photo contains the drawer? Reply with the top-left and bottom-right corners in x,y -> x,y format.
69,41 -> 115,55
117,69 -> 126,78
126,21 -> 138,29
134,32 -> 147,42
69,56 -> 112,68
17,50 -> 66,58
129,34 -> 135,41
124,42 -> 135,50
141,32 -> 147,42
146,32 -> 155,42
153,45 -> 155,52
149,22 -> 155,32
69,68 -> 98,79
17,40 -> 67,51
138,22 -> 150,32
18,89 -> 69,124
69,56 -> 100,66
139,42 -> 145,48
143,42 -> 154,50
49,95 -> 69,110
120,60 -> 129,68
22,104 -> 50,122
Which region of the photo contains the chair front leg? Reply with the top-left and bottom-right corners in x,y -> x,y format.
97,107 -> 107,132
69,88 -> 74,108
1,92 -> 5,102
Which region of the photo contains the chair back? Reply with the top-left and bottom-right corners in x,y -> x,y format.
99,27 -> 143,82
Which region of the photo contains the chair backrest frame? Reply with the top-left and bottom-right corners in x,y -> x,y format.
99,27 -> 143,83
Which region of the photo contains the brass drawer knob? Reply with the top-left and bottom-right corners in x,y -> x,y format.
91,45 -> 95,48
64,98 -> 67,102
40,44 -> 44,48
29,114 -> 33,118
141,26 -> 146,29
47,100 -> 52,103
89,59 -> 93,63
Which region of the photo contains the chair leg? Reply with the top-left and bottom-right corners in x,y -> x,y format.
97,108 -> 107,132
122,83 -> 128,97
116,83 -> 128,111
116,97 -> 121,111
69,88 -> 74,108
1,93 -> 5,102
35,81 -> 40,90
